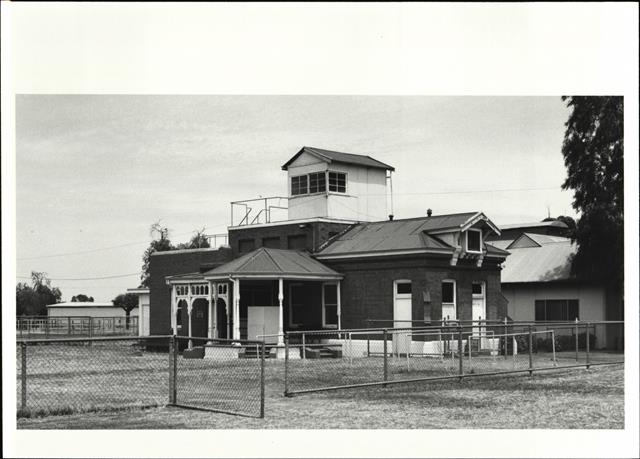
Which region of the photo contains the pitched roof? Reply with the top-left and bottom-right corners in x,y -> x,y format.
281,146 -> 395,171
317,212 -> 505,258
202,247 -> 342,280
500,236 -> 576,283
46,302 -> 119,308
499,220 -> 569,230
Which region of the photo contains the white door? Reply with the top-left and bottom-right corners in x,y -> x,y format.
393,280 -> 412,355
248,306 -> 279,344
141,304 -> 150,336
471,282 -> 486,338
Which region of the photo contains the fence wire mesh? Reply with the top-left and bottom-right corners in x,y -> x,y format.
284,321 -> 624,396
173,337 -> 265,418
16,335 -> 265,419
16,336 -> 169,417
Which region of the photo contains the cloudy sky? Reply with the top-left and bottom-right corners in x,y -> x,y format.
16,95 -> 574,301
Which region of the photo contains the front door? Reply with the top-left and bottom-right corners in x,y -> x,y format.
393,280 -> 412,355
471,282 -> 486,337
191,299 -> 209,338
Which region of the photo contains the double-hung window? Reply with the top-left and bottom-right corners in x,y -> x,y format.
309,172 -> 326,193
322,283 -> 339,328
441,280 -> 457,321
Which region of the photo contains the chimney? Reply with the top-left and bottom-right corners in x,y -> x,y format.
427,208 -> 433,217
388,214 -> 394,221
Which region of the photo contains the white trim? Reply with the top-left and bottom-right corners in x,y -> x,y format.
321,282 -> 339,329
465,228 -> 483,253
228,216 -> 358,231
204,273 -> 343,281
441,279 -> 457,321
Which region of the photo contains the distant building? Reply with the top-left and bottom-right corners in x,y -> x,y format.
488,220 -> 570,242
491,231 -> 623,349
46,301 -> 138,318
127,288 -> 150,336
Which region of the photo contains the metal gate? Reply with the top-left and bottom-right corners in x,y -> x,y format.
170,336 -> 266,418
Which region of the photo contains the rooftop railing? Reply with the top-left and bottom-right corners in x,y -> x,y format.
230,196 -> 289,227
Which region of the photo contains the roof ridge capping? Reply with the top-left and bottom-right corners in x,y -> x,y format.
281,146 -> 395,171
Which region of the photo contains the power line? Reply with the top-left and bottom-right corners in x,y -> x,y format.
17,225 -> 228,261
17,272 -> 140,281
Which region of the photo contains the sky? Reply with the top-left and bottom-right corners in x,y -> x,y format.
16,95 -> 575,302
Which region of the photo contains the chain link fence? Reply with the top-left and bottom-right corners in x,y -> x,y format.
17,316 -> 139,338
284,321 -> 624,396
16,335 -> 265,419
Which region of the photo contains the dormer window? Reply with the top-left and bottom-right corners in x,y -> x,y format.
466,228 -> 482,253
291,171 -> 345,196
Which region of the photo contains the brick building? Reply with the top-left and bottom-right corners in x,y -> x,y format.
148,147 -> 509,351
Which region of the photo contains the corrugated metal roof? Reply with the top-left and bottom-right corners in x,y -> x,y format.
203,247 -> 342,279
46,302 -> 117,308
317,212 -> 506,257
281,146 -> 395,171
501,239 -> 576,283
499,220 -> 568,230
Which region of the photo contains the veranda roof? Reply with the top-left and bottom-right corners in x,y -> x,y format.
202,247 -> 343,281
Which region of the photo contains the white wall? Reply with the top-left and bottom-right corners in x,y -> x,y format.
286,152 -> 388,221
503,283 -> 607,348
48,306 -> 139,318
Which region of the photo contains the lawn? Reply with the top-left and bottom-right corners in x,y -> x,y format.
17,342 -> 624,429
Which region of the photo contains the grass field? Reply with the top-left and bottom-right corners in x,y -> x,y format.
16,341 -> 624,429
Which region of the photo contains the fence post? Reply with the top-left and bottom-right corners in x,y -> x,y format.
383,329 -> 388,386
169,335 -> 177,404
45,317 -> 49,338
260,341 -> 265,418
367,335 -> 370,358
575,318 -> 579,362
21,341 -> 27,413
284,333 -> 290,397
586,322 -> 591,369
503,317 -> 508,359
457,326 -> 463,381
528,324 -> 533,376
68,317 -> 72,336
301,333 -> 306,361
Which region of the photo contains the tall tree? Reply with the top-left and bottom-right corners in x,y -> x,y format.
16,271 -> 62,316
560,96 -> 623,289
140,222 -> 174,287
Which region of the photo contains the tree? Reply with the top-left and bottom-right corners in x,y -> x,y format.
542,215 -> 577,237
112,293 -> 139,329
560,96 -> 623,290
16,271 -> 62,316
71,294 -> 94,302
140,222 -> 174,287
175,228 -> 211,250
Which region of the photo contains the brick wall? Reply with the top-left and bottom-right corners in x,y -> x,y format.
228,221 -> 353,255
149,247 -> 233,335
324,255 -> 506,329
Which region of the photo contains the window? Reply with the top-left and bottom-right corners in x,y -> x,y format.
466,229 -> 482,253
322,283 -> 338,328
328,171 -> 347,193
535,299 -> 579,321
472,282 -> 483,295
238,238 -> 255,253
309,172 -> 326,194
287,234 -> 307,250
291,175 -> 308,196
262,236 -> 280,249
289,283 -> 305,327
396,282 -> 412,295
441,280 -> 456,320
